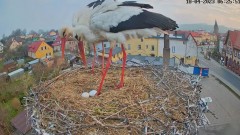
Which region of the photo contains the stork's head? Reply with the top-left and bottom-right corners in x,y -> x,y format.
58,27 -> 73,39
58,27 -> 73,59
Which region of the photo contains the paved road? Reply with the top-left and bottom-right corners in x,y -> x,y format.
198,54 -> 240,95
199,76 -> 240,135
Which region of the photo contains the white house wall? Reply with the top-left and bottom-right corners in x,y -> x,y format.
159,39 -> 186,58
186,36 -> 198,57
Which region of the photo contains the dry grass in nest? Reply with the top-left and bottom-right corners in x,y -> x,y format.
26,66 -> 202,135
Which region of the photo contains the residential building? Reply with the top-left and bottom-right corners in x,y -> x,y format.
126,38 -> 159,56
0,42 -> 4,53
9,37 -> 23,50
52,36 -> 78,55
96,34 -> 198,66
28,41 -> 54,59
223,30 -> 240,74
189,32 -> 202,45
158,34 -> 198,66
65,40 -> 78,54
51,36 -> 62,52
98,47 -> 123,63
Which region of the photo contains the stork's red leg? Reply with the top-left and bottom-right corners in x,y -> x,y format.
61,38 -> 66,59
101,42 -> 105,74
91,44 -> 96,74
116,44 -> 127,89
96,48 -> 113,96
78,41 -> 87,67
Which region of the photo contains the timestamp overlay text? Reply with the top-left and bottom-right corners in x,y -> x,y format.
186,0 -> 240,4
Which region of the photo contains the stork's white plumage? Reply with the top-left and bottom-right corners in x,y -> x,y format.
59,0 -> 178,95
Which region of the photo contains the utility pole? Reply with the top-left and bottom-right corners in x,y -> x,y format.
163,34 -> 170,67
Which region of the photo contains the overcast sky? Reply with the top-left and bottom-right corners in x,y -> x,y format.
0,0 -> 239,36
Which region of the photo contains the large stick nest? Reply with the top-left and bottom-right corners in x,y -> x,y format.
26,66 -> 202,135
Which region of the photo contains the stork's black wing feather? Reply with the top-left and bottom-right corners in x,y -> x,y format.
110,10 -> 178,33
118,1 -> 153,9
87,0 -> 105,9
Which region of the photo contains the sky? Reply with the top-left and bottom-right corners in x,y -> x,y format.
0,0 -> 240,36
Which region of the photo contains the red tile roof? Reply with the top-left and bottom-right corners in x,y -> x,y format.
189,32 -> 201,37
28,41 -> 42,53
187,33 -> 198,45
226,30 -> 240,49
175,30 -> 191,38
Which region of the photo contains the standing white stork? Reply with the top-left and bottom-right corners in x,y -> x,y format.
59,0 -> 178,96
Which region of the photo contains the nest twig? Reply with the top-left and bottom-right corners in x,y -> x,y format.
26,66 -> 204,135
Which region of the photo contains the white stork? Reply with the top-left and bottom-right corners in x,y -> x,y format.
59,0 -> 178,96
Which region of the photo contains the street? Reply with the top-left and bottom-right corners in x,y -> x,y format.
198,53 -> 240,95
198,54 -> 240,135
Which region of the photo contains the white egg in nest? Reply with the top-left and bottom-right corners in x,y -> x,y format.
81,92 -> 90,98
89,90 -> 97,97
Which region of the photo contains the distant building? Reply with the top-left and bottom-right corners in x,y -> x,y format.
98,47 -> 123,63
51,36 -> 62,52
223,30 -> 240,75
213,20 -> 219,35
52,36 -> 78,55
96,34 -> 198,66
158,33 -> 197,66
9,37 -> 23,50
28,41 -> 54,59
126,37 -> 159,57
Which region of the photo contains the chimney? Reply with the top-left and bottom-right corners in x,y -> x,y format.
163,34 -> 170,67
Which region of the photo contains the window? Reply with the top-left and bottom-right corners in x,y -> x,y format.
138,45 -> 141,50
146,45 -> 148,49
172,46 -> 175,53
128,44 -> 131,50
104,44 -> 106,47
141,38 -> 143,42
45,46 -> 47,50
238,52 -> 240,59
234,50 -> 237,57
49,52 -> 51,55
151,45 -> 154,51
41,47 -> 43,50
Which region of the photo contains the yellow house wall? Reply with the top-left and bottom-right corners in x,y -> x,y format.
112,52 -> 123,62
199,34 -> 217,42
98,52 -> 123,63
126,38 -> 159,56
185,56 -> 197,66
35,42 -> 54,59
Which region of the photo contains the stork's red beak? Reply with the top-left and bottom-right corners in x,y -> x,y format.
61,38 -> 66,59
